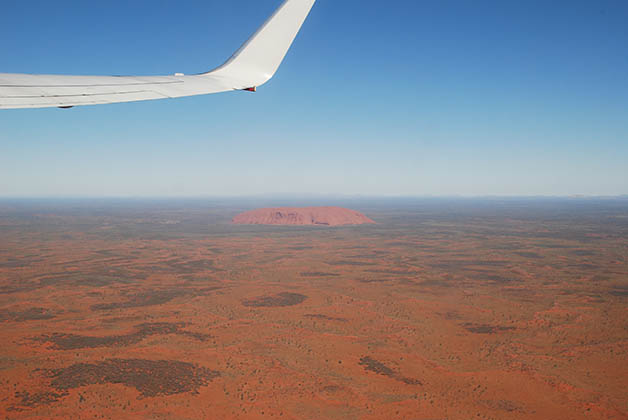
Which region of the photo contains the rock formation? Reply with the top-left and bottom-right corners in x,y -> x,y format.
232,207 -> 375,226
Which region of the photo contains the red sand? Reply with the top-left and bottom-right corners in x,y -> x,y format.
1,203 -> 627,419
232,207 -> 376,226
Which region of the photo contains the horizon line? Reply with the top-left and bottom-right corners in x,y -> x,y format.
1,194 -> 627,200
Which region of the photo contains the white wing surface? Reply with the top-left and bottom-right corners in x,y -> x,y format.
0,0 -> 316,110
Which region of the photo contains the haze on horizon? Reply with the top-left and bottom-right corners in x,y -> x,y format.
1,0 -> 627,197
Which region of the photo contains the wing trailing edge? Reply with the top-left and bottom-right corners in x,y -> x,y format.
0,0 -> 316,109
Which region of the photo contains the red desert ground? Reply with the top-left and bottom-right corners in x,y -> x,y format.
2,200 -> 627,419
232,206 -> 376,226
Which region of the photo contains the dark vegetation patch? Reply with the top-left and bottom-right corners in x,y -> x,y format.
38,268 -> 144,288
490,244 -> 524,251
181,274 -> 219,283
288,246 -> 314,251
534,232 -> 596,243
462,323 -> 515,334
535,244 -> 574,249
91,290 -> 185,311
386,242 -> 415,247
428,262 -> 465,270
321,385 -> 343,393
570,250 -> 596,257
242,292 -> 307,308
46,359 -> 219,398
304,314 -> 347,322
168,259 -> 216,272
93,249 -> 117,257
359,278 -> 393,284
359,356 -> 395,376
343,253 -> 388,259
568,263 -> 600,270
0,260 -> 26,268
262,255 -> 292,263
0,307 -> 56,322
428,260 -> 509,271
397,278 -> 417,285
0,257 -> 43,268
73,276 -> 125,287
467,260 -> 510,267
359,357 -> 422,385
470,274 -> 519,284
481,399 -> 524,413
360,277 -> 416,285
326,260 -> 377,267
300,272 -> 340,278
101,315 -> 144,324
10,391 -> 67,411
0,282 -> 39,295
35,322 -> 210,350
398,376 -> 423,385
365,269 -> 421,276
442,311 -> 462,320
514,251 -> 544,259
190,286 -> 224,296
609,285 -> 628,297
134,259 -> 220,275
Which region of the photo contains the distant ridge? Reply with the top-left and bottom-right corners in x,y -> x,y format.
232,207 -> 376,226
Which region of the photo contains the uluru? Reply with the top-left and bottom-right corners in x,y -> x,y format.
232,206 -> 376,226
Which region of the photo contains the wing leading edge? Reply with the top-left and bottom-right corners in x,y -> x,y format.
0,0 -> 316,110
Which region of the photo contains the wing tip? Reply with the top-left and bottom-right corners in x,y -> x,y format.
203,0 -> 316,89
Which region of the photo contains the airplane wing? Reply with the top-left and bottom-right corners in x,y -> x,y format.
0,0 -> 316,110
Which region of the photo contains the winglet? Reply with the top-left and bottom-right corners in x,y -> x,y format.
205,0 -> 316,89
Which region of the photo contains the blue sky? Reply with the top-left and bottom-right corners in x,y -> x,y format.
1,0 -> 627,197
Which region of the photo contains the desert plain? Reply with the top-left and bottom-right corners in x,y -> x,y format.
0,198 -> 627,419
